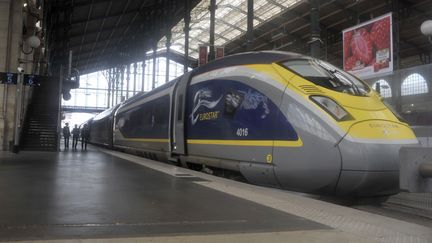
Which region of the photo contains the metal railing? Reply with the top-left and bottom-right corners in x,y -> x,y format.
61,105 -> 106,113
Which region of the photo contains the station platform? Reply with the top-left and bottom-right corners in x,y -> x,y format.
0,147 -> 431,243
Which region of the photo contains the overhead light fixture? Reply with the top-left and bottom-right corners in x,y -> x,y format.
21,35 -> 41,55
421,20 -> 432,44
23,3 -> 27,7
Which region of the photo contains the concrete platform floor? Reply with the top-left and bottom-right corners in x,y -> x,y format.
0,146 -> 431,243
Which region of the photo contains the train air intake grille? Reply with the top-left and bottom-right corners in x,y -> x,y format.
299,85 -> 324,94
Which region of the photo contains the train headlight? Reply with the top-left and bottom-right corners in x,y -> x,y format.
310,96 -> 352,121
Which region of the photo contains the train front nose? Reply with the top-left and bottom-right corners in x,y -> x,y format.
335,120 -> 418,197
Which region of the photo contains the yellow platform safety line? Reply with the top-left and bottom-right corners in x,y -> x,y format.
187,138 -> 303,147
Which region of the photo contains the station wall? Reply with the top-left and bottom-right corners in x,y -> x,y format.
0,0 -> 34,151
366,63 -> 432,116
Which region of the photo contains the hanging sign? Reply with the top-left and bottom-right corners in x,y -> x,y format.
343,13 -> 393,78
216,46 -> 225,59
198,45 -> 208,66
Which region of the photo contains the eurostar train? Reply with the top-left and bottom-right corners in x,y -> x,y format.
89,51 -> 418,197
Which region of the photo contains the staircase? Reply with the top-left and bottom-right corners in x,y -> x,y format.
20,78 -> 60,151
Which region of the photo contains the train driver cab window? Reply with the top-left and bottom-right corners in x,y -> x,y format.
281,59 -> 370,96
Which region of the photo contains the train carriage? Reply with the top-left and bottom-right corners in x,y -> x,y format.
89,104 -> 120,147
92,51 -> 418,197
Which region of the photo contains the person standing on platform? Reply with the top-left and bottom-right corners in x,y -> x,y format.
71,124 -> 80,149
81,124 -> 90,150
62,123 -> 71,149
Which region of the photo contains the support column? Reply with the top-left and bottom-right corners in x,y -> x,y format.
392,0 -> 401,112
133,62 -> 137,95
152,43 -> 157,90
166,32 -> 171,84
184,0 -> 191,73
309,0 -> 321,58
12,71 -> 24,153
115,67 -> 119,105
112,68 -> 116,107
126,64 -> 130,99
120,66 -> 125,101
208,0 -> 216,61
141,61 -> 146,92
1,0 -> 24,151
246,0 -> 254,51
107,68 -> 111,108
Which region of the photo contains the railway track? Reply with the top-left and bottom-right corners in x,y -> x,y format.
352,193 -> 432,228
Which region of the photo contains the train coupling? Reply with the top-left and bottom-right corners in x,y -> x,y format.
400,146 -> 432,192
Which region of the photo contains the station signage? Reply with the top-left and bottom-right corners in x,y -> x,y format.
198,45 -> 208,66
0,72 -> 17,84
343,13 -> 393,79
216,46 -> 225,59
0,72 -> 40,86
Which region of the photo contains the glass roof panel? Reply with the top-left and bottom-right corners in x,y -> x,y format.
158,0 -> 303,58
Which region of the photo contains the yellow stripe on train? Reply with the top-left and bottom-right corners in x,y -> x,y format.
123,138 -> 169,143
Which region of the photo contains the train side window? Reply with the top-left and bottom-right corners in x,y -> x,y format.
177,94 -> 183,121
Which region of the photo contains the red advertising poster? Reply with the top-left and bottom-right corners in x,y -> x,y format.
199,45 -> 208,66
216,46 -> 224,59
343,13 -> 393,78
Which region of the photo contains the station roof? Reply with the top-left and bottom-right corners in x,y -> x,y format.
45,0 -> 200,75
45,0 -> 432,75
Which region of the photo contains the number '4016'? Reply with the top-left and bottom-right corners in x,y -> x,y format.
236,128 -> 248,137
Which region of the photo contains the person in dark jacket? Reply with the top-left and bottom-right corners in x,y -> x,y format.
81,124 -> 90,150
62,123 -> 71,149
71,124 -> 80,149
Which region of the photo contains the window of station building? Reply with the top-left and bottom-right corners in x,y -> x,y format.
372,79 -> 392,98
62,58 -> 188,110
401,73 -> 429,96
62,71 -> 109,109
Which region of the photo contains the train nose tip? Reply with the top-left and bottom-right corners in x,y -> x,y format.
335,138 -> 401,197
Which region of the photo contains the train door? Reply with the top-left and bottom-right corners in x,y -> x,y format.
170,72 -> 192,155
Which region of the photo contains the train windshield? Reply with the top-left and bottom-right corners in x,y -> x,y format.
281,59 -> 370,96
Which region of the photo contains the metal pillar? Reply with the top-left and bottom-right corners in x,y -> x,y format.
166,32 -> 171,84
120,66 -> 125,101
208,0 -> 216,61
115,67 -> 119,105
133,63 -> 137,95
141,61 -> 146,92
309,0 -> 321,58
57,66 -> 63,152
392,0 -> 401,112
246,0 -> 254,51
107,68 -> 111,108
184,0 -> 191,73
126,64 -> 130,99
392,1 -> 400,71
112,68 -> 116,107
152,43 -> 157,90
12,70 -> 24,153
